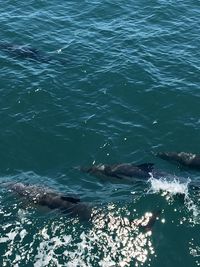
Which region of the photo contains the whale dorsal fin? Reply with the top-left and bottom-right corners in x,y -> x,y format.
137,163 -> 154,172
60,196 -> 80,204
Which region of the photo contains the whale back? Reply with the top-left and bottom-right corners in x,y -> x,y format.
7,182 -> 91,220
82,162 -> 154,180
156,152 -> 200,169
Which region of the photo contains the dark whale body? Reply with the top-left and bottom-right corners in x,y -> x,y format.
156,152 -> 200,170
6,182 -> 161,230
82,163 -> 154,180
5,182 -> 162,231
0,42 -> 51,63
7,183 -> 91,220
81,162 -> 200,196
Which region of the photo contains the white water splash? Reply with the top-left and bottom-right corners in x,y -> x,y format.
148,174 -> 200,221
148,175 -> 190,196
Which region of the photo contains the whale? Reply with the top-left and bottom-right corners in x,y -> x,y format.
6,182 -> 91,220
80,162 -> 199,195
155,152 -> 200,170
5,182 -> 161,230
0,42 -> 52,63
81,163 -> 155,181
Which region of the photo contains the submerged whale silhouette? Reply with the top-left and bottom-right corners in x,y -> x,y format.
81,163 -> 155,180
0,42 -> 51,63
7,182 -> 91,220
155,152 -> 200,170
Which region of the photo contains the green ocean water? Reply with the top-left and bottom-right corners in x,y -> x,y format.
0,1 -> 200,266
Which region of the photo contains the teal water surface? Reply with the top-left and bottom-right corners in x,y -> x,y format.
0,1 -> 200,266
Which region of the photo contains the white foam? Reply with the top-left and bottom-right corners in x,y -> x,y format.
19,229 -> 27,241
148,174 -> 189,196
0,237 -> 9,243
148,174 -> 200,221
184,194 -> 200,220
